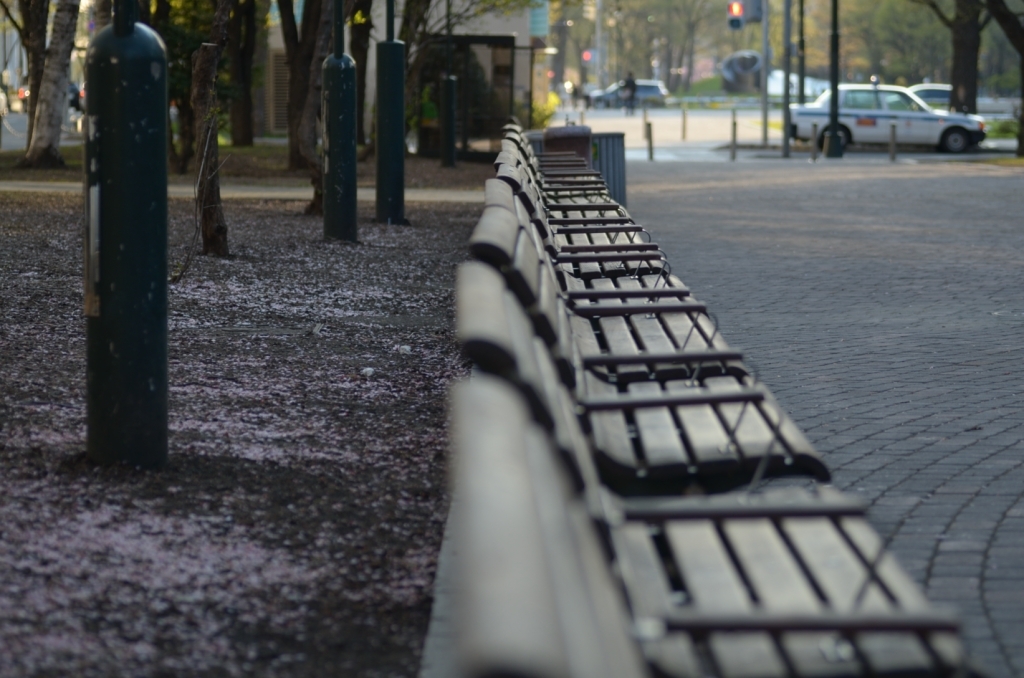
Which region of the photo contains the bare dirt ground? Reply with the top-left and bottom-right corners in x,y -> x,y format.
0,146 -> 496,190
0,193 -> 477,677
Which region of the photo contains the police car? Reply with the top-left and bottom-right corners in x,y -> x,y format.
790,83 -> 986,153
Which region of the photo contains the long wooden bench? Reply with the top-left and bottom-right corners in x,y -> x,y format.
448,129 -> 984,678
452,375 -> 977,678
457,261 -> 830,494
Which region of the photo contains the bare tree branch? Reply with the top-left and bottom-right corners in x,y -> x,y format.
908,0 -> 955,28
0,0 -> 25,45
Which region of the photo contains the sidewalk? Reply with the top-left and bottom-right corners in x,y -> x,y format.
0,180 -> 485,203
627,158 -> 1024,678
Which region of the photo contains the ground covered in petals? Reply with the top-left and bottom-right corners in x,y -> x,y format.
0,194 -> 477,677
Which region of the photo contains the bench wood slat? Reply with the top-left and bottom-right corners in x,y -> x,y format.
721,518 -> 835,678
628,381 -> 690,469
661,311 -> 713,351
665,380 -> 739,472
705,377 -> 787,464
783,517 -> 940,678
613,522 -> 677,619
523,428 -> 639,678
583,372 -> 638,474
665,522 -> 788,678
724,519 -> 822,613
566,504 -> 652,678
590,279 -> 647,383
452,377 -> 571,678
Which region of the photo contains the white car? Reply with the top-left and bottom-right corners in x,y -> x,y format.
790,84 -> 986,153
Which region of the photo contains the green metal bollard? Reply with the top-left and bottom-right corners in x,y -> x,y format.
84,0 -> 169,469
322,0 -> 358,241
375,0 -> 407,224
440,74 -> 457,168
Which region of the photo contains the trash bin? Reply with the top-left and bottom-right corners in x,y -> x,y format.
543,124 -> 593,166
592,132 -> 626,206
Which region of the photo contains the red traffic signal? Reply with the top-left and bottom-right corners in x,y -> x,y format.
727,1 -> 744,29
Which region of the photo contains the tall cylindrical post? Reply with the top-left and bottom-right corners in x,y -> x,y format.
646,121 -> 653,161
889,122 -> 897,162
782,0 -> 792,158
323,0 -> 358,241
811,122 -> 818,162
376,0 -> 406,223
730,108 -> 737,161
826,0 -> 843,158
85,0 -> 168,468
760,0 -> 769,148
681,104 -> 687,141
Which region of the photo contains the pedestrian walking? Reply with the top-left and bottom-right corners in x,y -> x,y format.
623,72 -> 637,116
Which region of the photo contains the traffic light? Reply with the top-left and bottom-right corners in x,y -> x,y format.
727,1 -> 744,30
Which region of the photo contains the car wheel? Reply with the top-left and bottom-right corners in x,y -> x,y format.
940,127 -> 970,153
817,125 -> 850,152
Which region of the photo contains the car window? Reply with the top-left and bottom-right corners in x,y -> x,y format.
882,91 -> 924,112
842,90 -> 879,110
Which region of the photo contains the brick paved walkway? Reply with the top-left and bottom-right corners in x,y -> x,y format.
629,158 -> 1024,678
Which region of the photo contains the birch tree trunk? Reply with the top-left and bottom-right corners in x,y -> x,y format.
20,0 -> 78,168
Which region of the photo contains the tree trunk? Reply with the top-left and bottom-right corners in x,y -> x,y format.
298,0 -> 333,215
20,0 -> 80,168
684,26 -> 696,92
279,0 -> 322,170
16,0 -> 50,147
350,0 -> 373,145
228,0 -> 257,145
399,0 -> 431,133
985,0 -> 1024,156
191,0 -> 233,256
949,0 -> 984,113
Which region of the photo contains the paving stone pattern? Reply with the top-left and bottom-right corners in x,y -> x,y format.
629,159 -> 1024,678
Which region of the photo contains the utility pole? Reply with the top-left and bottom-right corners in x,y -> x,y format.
322,0 -> 358,240
826,0 -> 842,157
760,0 -> 769,148
798,0 -> 806,104
782,0 -> 792,158
595,0 -> 604,87
376,0 -> 407,223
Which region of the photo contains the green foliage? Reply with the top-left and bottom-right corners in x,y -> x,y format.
521,91 -> 561,128
987,118 -> 1020,139
162,0 -> 216,106
844,0 -> 949,83
681,75 -> 723,96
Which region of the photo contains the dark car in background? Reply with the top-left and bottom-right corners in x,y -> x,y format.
589,79 -> 669,108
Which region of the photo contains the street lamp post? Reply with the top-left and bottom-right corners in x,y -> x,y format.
376,0 -> 407,223
782,0 -> 792,158
322,0 -> 358,241
84,0 -> 169,468
826,0 -> 843,157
